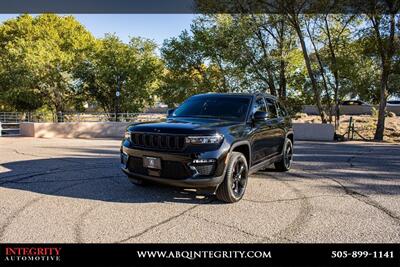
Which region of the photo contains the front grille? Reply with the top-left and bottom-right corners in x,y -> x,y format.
128,157 -> 192,180
131,133 -> 186,151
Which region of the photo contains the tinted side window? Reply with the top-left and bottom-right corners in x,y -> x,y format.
265,98 -> 277,118
277,102 -> 288,117
252,97 -> 267,114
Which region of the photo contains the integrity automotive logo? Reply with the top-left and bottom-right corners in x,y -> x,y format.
2,246 -> 62,263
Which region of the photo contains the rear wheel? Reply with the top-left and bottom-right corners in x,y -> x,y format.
274,138 -> 293,171
216,152 -> 248,203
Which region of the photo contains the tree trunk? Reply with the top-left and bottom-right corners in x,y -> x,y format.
372,12 -> 395,141
293,20 -> 327,123
374,70 -> 388,140
253,28 -> 277,96
278,19 -> 287,99
306,21 -> 333,123
267,70 -> 277,96
215,55 -> 229,92
279,57 -> 287,99
324,15 -> 341,130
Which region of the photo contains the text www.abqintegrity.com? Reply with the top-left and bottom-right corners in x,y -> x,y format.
137,250 -> 272,260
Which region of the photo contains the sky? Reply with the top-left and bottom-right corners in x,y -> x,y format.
0,14 -> 196,46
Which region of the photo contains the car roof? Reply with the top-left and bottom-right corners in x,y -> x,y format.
193,92 -> 277,100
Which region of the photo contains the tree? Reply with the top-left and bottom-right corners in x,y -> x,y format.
282,2 -> 328,123
366,1 -> 399,140
0,14 -> 96,114
76,34 -> 162,113
160,14 -> 299,105
159,27 -> 234,106
302,13 -> 358,126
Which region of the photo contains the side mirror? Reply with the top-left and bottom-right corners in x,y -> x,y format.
167,108 -> 175,117
253,111 -> 268,121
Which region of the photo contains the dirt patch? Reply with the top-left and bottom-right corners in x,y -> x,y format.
294,114 -> 400,143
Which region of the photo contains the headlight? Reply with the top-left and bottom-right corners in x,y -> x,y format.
185,134 -> 223,144
124,131 -> 131,140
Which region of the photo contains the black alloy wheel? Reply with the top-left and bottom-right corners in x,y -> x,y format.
216,152 -> 249,203
275,138 -> 293,171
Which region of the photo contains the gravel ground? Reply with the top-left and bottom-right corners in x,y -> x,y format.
0,137 -> 399,243
294,114 -> 400,142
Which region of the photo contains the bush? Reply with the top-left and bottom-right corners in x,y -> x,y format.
387,111 -> 396,118
293,112 -> 308,120
280,97 -> 304,117
371,107 -> 378,117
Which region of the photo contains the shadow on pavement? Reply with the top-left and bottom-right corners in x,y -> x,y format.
1,141 -> 399,203
259,141 -> 400,195
0,154 -> 217,204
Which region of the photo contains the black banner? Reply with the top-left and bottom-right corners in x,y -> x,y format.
0,0 -> 398,14
0,243 -> 399,266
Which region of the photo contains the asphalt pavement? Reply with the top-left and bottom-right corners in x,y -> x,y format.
0,137 -> 399,243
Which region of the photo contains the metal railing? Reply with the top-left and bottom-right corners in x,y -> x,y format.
346,116 -> 369,141
0,112 -> 23,123
0,112 -> 166,123
0,122 -> 20,136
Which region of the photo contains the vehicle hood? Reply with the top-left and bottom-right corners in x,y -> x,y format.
127,117 -> 244,135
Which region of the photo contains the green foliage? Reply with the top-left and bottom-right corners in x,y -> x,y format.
159,27 -> 232,106
160,12 -> 399,114
159,14 -> 302,105
371,107 -> 378,117
0,14 -> 95,112
2,88 -> 43,111
280,96 -> 305,117
0,11 -> 398,130
75,34 -> 163,113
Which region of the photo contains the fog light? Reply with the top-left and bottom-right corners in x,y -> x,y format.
190,159 -> 216,176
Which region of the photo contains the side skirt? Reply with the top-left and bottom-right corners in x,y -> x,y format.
248,154 -> 283,175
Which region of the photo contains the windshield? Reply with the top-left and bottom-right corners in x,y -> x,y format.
172,95 -> 251,121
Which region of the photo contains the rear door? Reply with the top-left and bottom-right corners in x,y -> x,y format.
275,100 -> 289,153
250,96 -> 274,164
264,97 -> 284,155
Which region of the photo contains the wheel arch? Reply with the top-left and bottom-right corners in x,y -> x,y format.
286,132 -> 294,145
229,141 -> 251,167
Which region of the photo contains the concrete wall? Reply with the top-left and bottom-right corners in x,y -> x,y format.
20,122 -> 131,139
303,105 -> 400,115
293,123 -> 335,141
21,122 -> 335,141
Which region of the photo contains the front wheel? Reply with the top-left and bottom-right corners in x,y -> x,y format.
216,152 -> 249,203
274,138 -> 293,171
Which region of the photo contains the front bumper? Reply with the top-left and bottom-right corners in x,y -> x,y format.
120,144 -> 229,188
121,167 -> 224,188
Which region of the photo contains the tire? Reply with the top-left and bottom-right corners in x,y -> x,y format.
274,138 -> 293,172
216,152 -> 249,203
128,175 -> 149,186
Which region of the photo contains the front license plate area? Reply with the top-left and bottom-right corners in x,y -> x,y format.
143,156 -> 161,170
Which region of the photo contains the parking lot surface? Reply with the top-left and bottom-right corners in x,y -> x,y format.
0,137 -> 399,243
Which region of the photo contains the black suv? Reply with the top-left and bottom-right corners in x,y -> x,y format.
121,93 -> 294,203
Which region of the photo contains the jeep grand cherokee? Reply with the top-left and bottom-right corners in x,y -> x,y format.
121,93 -> 294,203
